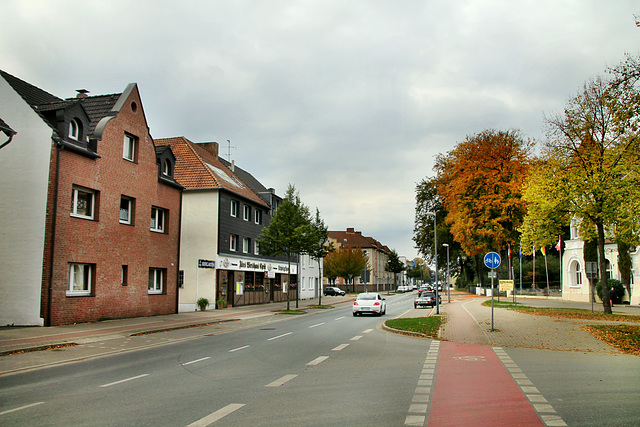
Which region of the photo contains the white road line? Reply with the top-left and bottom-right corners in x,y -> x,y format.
0,402 -> 45,416
100,374 -> 149,388
307,356 -> 329,366
394,309 -> 412,319
309,322 -> 325,328
265,374 -> 298,387
332,344 -> 349,351
334,316 -> 345,320
187,403 -> 245,427
267,332 -> 292,341
229,345 -> 250,353
362,328 -> 373,333
350,335 -> 363,341
182,357 -> 211,366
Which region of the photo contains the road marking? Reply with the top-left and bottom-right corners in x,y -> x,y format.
332,343 -> 349,351
405,341 -> 439,426
362,328 -> 373,333
350,335 -> 362,341
309,322 -> 325,328
307,356 -> 329,366
334,316 -> 345,320
187,403 -> 245,426
395,309 -> 412,319
229,345 -> 250,352
0,402 -> 45,416
267,332 -> 292,341
100,374 -> 149,388
182,357 -> 211,366
265,374 -> 298,387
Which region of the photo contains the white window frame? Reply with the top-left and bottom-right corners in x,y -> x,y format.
123,133 -> 137,162
69,119 -> 80,140
148,268 -> 164,294
162,159 -> 171,176
151,206 -> 166,233
254,241 -> 260,255
71,186 -> 96,220
120,196 -> 133,224
243,205 -> 251,221
68,263 -> 92,295
230,234 -> 238,251
255,209 -> 262,225
243,237 -> 250,253
231,200 -> 239,217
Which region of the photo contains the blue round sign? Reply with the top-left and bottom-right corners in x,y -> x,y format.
484,252 -> 501,269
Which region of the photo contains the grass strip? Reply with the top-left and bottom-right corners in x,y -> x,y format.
582,324 -> 640,355
385,316 -> 442,337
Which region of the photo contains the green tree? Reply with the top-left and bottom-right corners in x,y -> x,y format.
323,248 -> 367,292
308,208 -> 334,306
257,184 -> 314,310
521,62 -> 640,313
386,249 -> 406,289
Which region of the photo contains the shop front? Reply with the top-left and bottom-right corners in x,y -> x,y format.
216,256 -> 298,307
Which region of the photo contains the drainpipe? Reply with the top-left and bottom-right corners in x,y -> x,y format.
46,138 -> 63,326
0,128 -> 16,150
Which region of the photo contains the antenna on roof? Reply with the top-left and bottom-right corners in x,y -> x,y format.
226,139 -> 237,162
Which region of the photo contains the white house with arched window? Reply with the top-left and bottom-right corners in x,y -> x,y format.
562,219 -> 639,305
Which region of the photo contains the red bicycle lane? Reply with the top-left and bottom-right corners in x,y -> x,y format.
428,341 -> 544,426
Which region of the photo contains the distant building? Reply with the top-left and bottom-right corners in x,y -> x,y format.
0,70 -> 182,326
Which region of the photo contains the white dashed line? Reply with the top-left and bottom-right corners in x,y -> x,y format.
350,335 -> 363,341
405,340 -> 440,426
100,374 -> 149,388
187,403 -> 245,427
334,316 -> 346,320
182,357 -> 211,365
265,374 -> 298,387
332,344 -> 349,351
0,402 -> 45,416
362,328 -> 373,333
309,322 -> 325,328
229,345 -> 250,353
307,356 -> 329,366
267,332 -> 292,341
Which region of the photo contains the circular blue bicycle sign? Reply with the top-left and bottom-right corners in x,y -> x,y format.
484,252 -> 501,269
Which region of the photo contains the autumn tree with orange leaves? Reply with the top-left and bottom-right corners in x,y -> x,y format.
433,130 -> 534,280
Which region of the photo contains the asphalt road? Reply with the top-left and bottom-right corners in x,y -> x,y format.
2,292 -> 640,426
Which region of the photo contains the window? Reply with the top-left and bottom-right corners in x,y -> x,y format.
123,133 -> 138,162
69,119 -> 81,140
71,186 -> 96,219
230,234 -> 238,251
575,263 -> 582,286
150,206 -> 166,233
68,263 -> 93,295
243,237 -> 251,253
255,209 -> 262,225
231,200 -> 239,217
162,159 -> 171,176
148,268 -> 165,294
121,265 -> 128,286
243,205 -> 251,221
120,196 -> 135,225
254,241 -> 260,255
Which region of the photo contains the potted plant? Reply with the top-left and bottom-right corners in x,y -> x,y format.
216,297 -> 227,309
196,297 -> 209,311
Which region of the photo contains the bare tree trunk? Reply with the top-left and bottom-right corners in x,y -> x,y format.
597,222 -> 612,314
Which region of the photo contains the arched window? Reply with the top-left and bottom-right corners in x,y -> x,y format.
162,159 -> 171,176
569,260 -> 582,287
69,119 -> 81,140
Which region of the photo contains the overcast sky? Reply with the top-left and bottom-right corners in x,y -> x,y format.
2,0 -> 638,260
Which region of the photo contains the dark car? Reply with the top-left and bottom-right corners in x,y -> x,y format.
324,286 -> 345,296
415,291 -> 439,308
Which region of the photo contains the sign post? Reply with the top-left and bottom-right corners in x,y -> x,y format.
484,252 -> 501,331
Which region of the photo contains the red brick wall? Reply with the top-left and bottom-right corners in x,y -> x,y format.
41,87 -> 181,325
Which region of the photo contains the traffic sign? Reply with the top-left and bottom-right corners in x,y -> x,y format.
484,252 -> 501,269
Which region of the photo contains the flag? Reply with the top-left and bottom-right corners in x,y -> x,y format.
555,236 -> 561,252
519,246 -> 522,260
541,246 -> 546,257
508,244 -> 511,260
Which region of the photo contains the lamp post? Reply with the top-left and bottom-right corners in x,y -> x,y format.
427,212 -> 439,314
443,243 -> 450,303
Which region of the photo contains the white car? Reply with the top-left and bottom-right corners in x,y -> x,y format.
352,292 -> 387,316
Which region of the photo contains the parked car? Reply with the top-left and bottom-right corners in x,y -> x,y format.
352,292 -> 387,316
324,286 -> 346,296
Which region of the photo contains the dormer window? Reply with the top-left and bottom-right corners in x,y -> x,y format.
162,159 -> 171,176
69,119 -> 81,141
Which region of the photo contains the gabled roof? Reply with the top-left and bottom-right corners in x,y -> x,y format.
0,69 -> 61,107
155,136 -> 267,206
328,228 -> 391,254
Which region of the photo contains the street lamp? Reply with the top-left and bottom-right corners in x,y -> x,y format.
426,212 -> 439,314
443,243 -> 450,303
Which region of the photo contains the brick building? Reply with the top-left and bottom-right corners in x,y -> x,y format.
0,70 -> 182,326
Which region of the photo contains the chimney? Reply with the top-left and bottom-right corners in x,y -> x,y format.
231,160 -> 235,172
76,89 -> 90,98
197,142 -> 219,158
347,228 -> 355,233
